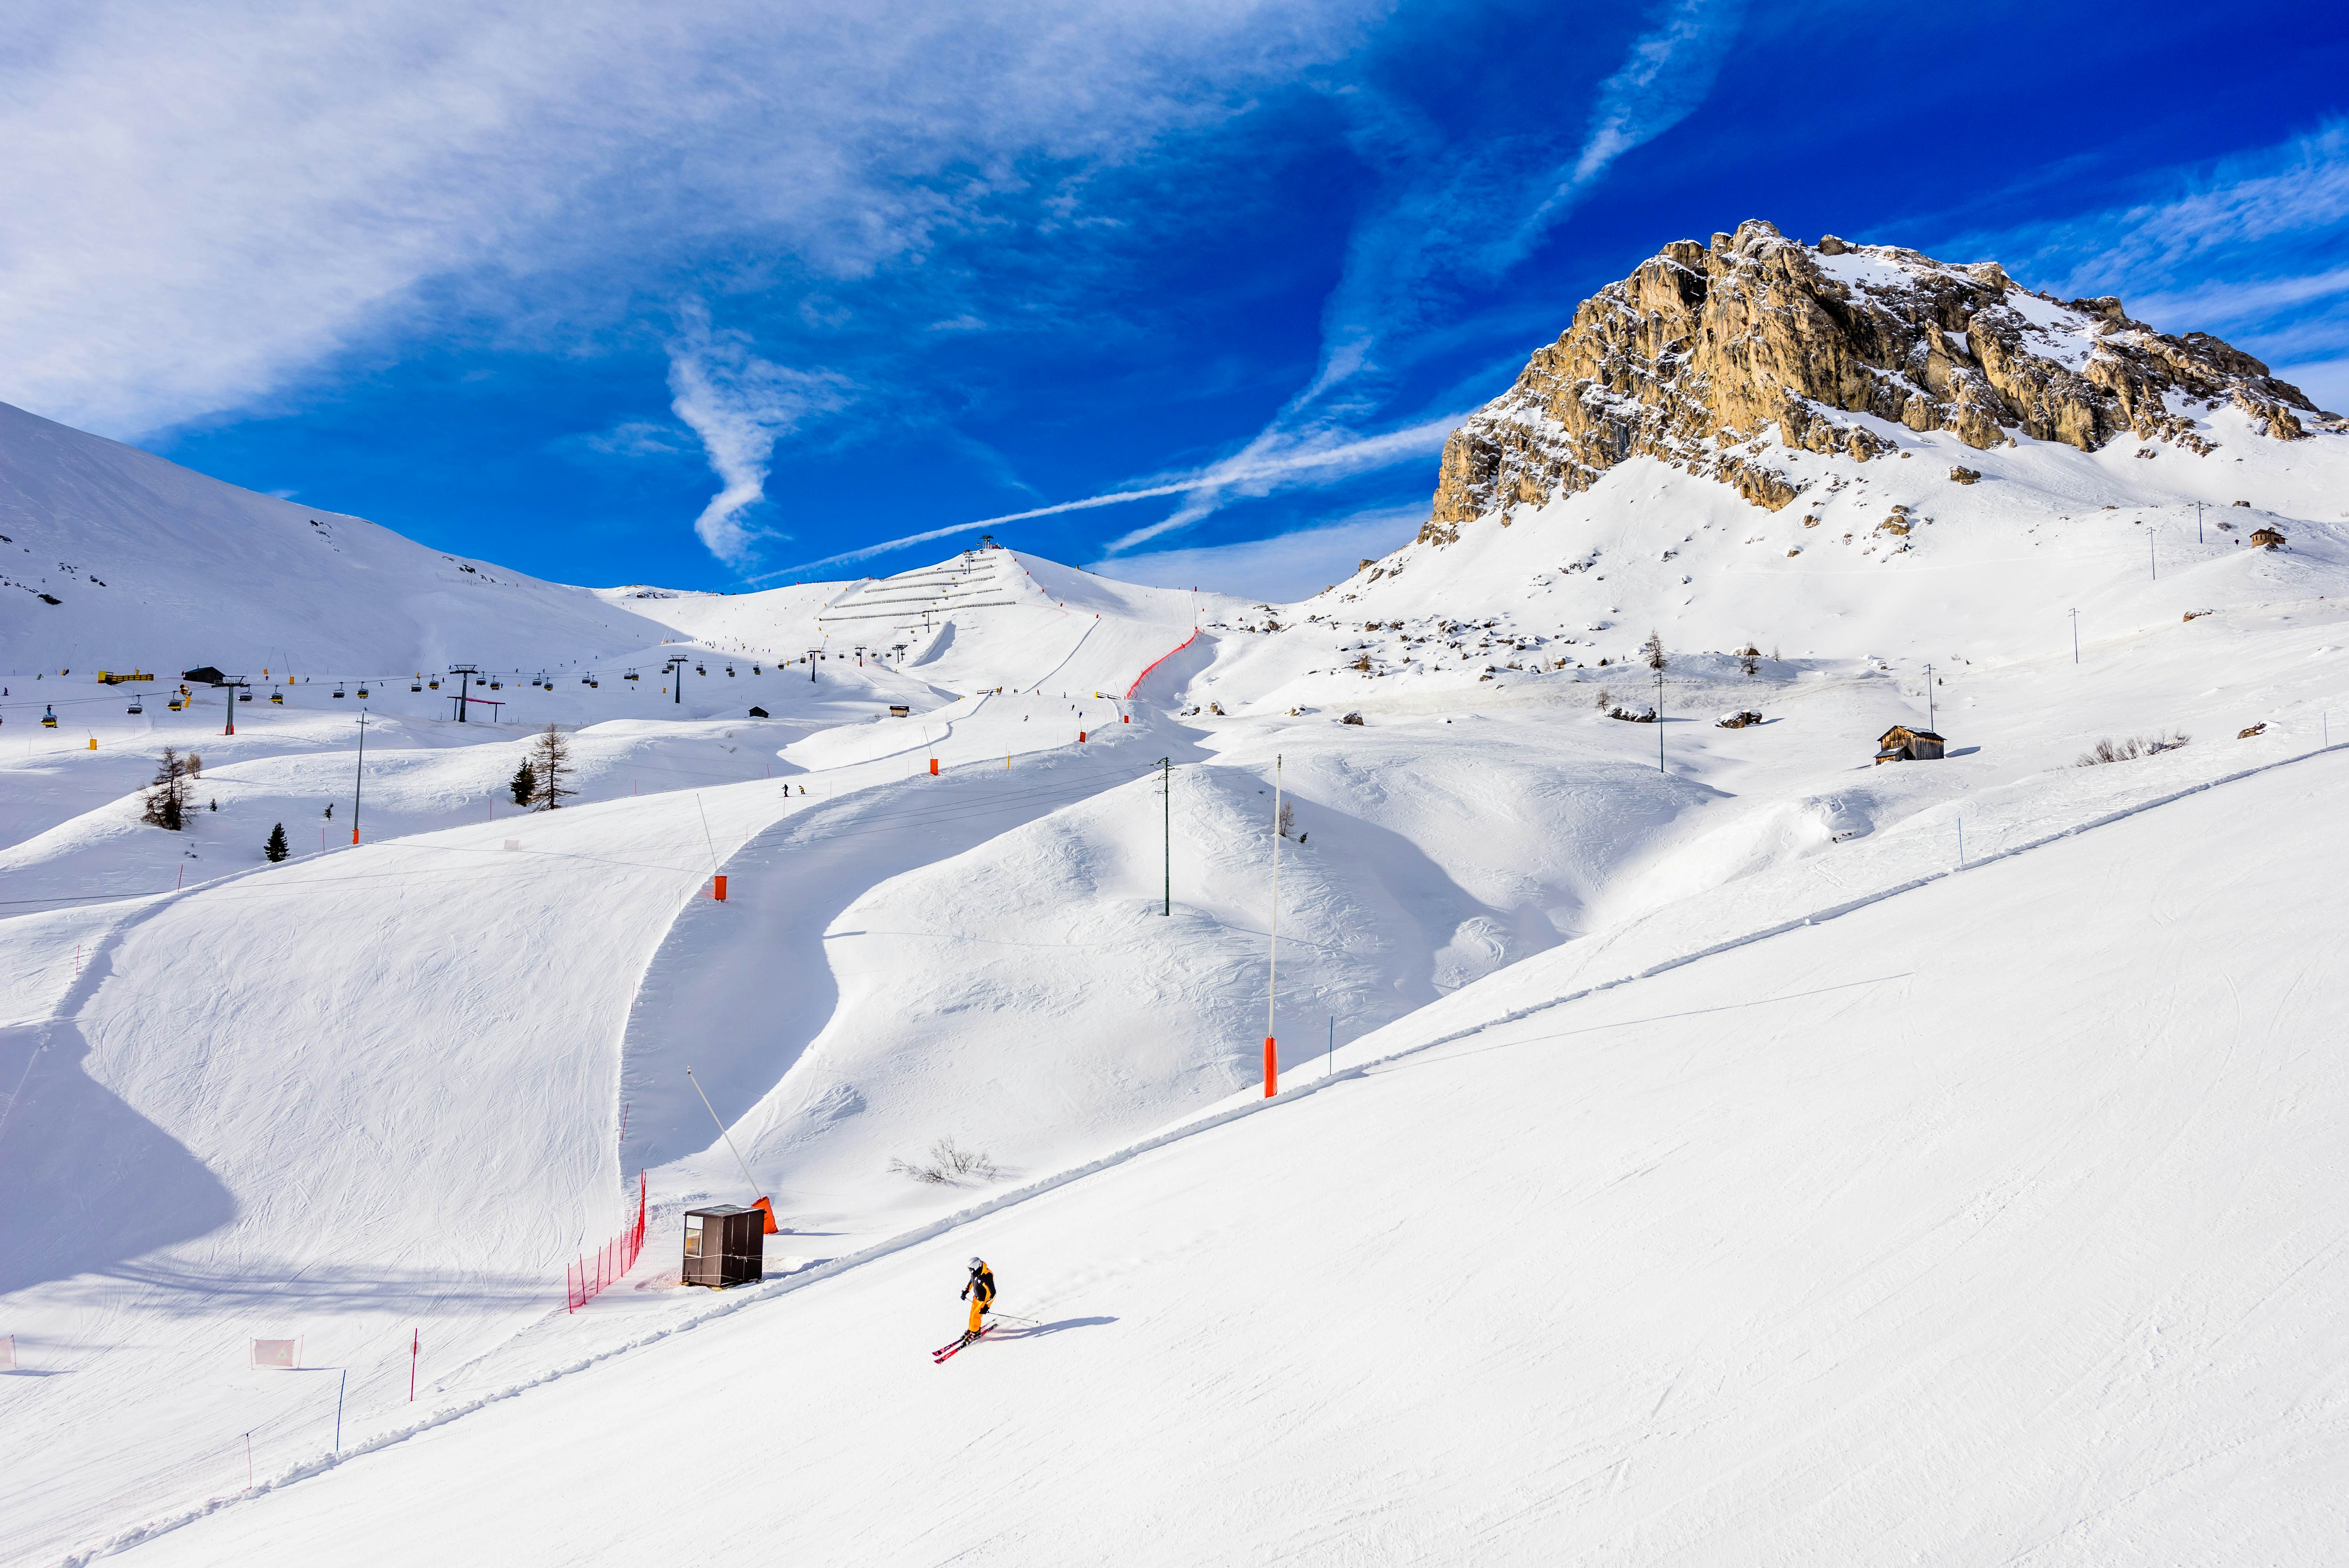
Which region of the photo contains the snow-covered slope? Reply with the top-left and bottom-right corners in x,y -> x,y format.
6,224 -> 2349,1567
0,399 -> 679,676
92,745 -> 2349,1567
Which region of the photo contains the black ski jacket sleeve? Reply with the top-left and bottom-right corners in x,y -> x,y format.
962,1265 -> 995,1303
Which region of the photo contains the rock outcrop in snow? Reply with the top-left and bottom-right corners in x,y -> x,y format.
1421,218 -> 2344,540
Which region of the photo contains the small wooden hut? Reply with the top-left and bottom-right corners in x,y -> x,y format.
682,1204 -> 766,1289
2249,527 -> 2287,550
1875,725 -> 1946,764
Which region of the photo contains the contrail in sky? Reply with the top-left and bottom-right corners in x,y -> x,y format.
748,416 -> 1458,581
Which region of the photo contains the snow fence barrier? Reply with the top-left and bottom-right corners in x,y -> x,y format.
567,1172 -> 648,1313
1123,629 -> 1198,700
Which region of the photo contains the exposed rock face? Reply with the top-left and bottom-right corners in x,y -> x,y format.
1422,219 -> 2344,542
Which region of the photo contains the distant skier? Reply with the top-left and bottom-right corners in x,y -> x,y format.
323,802 -> 333,820
958,1256 -> 996,1346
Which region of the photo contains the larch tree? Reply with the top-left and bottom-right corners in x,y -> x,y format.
530,725 -> 575,810
142,747 -> 189,831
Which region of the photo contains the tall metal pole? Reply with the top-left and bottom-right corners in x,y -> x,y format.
2070,609 -> 2080,665
2197,500 -> 2203,543
351,710 -> 367,845
1159,756 -> 1171,916
2149,527 -> 2156,581
685,1066 -> 765,1205
1264,755 -> 1281,1097
1925,663 -> 1935,732
1655,667 -> 1665,773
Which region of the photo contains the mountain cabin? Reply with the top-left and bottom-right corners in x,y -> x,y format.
1875,725 -> 1945,764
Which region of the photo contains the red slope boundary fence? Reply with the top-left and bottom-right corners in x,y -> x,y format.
567,1171 -> 648,1312
1124,629 -> 1199,701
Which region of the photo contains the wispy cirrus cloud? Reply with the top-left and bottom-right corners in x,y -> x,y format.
667,304 -> 853,564
1098,0 -> 1747,556
0,0 -> 1385,440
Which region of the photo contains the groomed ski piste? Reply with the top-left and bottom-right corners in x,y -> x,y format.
3,379 -> 2348,1564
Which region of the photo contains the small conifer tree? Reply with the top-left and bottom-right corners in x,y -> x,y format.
509,758 -> 537,806
264,822 -> 289,862
1643,631 -> 1669,672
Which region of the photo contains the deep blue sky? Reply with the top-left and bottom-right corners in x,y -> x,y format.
6,0 -> 2346,598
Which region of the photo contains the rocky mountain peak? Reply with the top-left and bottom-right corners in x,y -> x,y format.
1422,217 -> 2342,543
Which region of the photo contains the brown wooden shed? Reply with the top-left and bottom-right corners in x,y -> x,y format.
682,1204 -> 766,1289
1875,725 -> 1946,764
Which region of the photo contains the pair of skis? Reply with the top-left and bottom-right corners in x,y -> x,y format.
931,1311 -> 1032,1363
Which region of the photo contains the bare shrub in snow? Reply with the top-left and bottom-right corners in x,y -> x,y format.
1737,645 -> 1761,677
1277,799 -> 1296,838
2076,732 -> 2189,766
1593,687 -> 1615,712
1643,631 -> 1668,672
185,752 -> 203,777
1341,712 -> 1364,725
889,1136 -> 1000,1185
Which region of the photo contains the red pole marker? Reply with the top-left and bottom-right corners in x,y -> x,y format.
712,875 -> 727,901
929,758 -> 939,775
1264,1036 -> 1277,1097
1078,731 -> 1087,743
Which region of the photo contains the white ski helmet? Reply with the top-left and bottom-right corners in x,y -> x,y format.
968,1256 -> 983,1267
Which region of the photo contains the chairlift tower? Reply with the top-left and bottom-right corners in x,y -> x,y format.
665,656 -> 689,705
805,647 -> 820,683
220,678 -> 251,736
446,663 -> 481,722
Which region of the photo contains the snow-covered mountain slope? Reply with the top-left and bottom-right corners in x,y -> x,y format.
100,745 -> 2349,1567
606,549 -> 1222,702
0,399 -> 679,676
1180,223 -> 2349,717
6,222 -> 2349,1568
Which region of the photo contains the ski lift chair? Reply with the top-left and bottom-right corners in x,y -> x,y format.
489,680 -> 502,690
238,688 -> 253,702
355,684 -> 369,697
428,678 -> 441,690
695,665 -> 708,675
42,706 -> 59,727
725,666 -> 736,677
127,697 -> 143,714
332,684 -> 346,698
270,689 -> 284,704
166,697 -> 183,711
625,671 -> 640,680
411,679 -> 423,692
